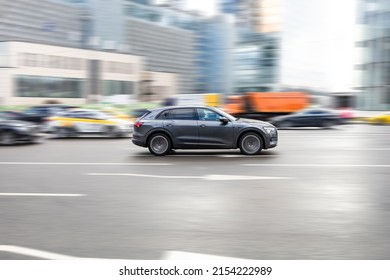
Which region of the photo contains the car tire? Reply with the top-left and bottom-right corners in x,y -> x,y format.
322,120 -> 334,128
54,127 -> 68,138
148,133 -> 171,156
105,126 -> 121,138
239,132 -> 263,155
0,131 -> 17,145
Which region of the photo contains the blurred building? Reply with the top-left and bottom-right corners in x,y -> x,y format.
69,0 -> 200,95
0,41 -> 141,105
0,0 -> 83,47
234,33 -> 279,92
355,0 -> 390,110
199,14 -> 235,94
219,0 -> 352,94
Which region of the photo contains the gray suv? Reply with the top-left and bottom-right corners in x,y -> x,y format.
132,106 -> 278,156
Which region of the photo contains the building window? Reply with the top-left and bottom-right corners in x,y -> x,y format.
104,80 -> 134,95
16,75 -> 84,98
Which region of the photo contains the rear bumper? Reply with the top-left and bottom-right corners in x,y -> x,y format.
132,137 -> 146,147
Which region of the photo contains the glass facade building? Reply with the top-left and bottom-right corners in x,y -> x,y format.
234,33 -> 279,92
16,76 -> 84,98
356,0 -> 390,110
199,15 -> 234,94
0,0 -> 83,48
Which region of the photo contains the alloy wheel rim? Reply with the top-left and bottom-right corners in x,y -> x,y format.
151,136 -> 168,154
242,135 -> 260,154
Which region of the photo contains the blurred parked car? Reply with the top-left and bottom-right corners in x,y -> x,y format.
101,109 -> 133,122
0,111 -> 42,124
270,108 -> 342,128
47,109 -> 133,138
0,115 -> 42,145
132,106 -> 278,156
367,112 -> 390,125
23,105 -> 77,124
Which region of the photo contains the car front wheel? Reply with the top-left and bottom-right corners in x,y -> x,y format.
148,133 -> 171,156
0,131 -> 17,145
239,133 -> 263,155
322,120 -> 335,128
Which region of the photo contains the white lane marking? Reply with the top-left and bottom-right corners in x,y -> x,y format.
243,164 -> 390,167
204,174 -> 293,180
86,173 -> 293,180
0,245 -> 80,260
343,148 -> 390,151
163,251 -> 243,260
86,173 -> 200,179
0,162 -> 172,166
0,193 -> 85,197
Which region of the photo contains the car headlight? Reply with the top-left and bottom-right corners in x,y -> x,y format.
264,126 -> 277,134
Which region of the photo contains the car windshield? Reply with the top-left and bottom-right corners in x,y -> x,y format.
212,107 -> 237,121
94,111 -> 111,119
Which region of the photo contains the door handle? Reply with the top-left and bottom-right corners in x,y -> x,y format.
200,124 -> 206,127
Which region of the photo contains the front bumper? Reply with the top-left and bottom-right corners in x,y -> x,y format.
264,132 -> 278,149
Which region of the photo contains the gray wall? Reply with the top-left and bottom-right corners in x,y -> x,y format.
125,18 -> 196,94
0,0 -> 82,47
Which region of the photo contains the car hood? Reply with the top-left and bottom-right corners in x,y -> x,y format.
235,118 -> 272,126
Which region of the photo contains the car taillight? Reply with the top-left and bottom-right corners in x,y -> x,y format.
134,121 -> 144,128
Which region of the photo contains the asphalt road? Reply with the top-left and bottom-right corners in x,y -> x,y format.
1,124 -> 390,260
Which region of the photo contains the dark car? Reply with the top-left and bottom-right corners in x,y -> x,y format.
0,111 -> 43,124
132,106 -> 278,156
0,116 -> 42,145
23,105 -> 77,124
270,108 -> 342,128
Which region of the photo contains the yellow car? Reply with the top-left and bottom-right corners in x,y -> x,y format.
47,109 -> 133,138
367,112 -> 390,125
101,109 -> 134,122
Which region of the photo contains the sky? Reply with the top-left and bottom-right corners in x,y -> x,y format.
156,0 -> 357,92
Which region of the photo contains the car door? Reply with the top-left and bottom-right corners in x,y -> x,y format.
163,108 -> 198,148
295,110 -> 317,127
73,112 -> 102,133
196,108 -> 234,148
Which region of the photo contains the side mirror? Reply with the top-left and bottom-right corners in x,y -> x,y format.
219,117 -> 229,124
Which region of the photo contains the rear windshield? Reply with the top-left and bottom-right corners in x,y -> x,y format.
136,110 -> 152,120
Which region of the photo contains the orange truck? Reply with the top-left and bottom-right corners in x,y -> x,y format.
224,92 -> 309,119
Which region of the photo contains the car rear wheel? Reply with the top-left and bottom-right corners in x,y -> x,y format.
322,120 -> 335,128
148,133 -> 171,156
239,133 -> 263,155
0,131 -> 17,145
105,126 -> 121,138
54,127 -> 70,138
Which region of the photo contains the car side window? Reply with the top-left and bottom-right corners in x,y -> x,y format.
157,110 -> 169,120
197,108 -> 223,121
165,109 -> 196,120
